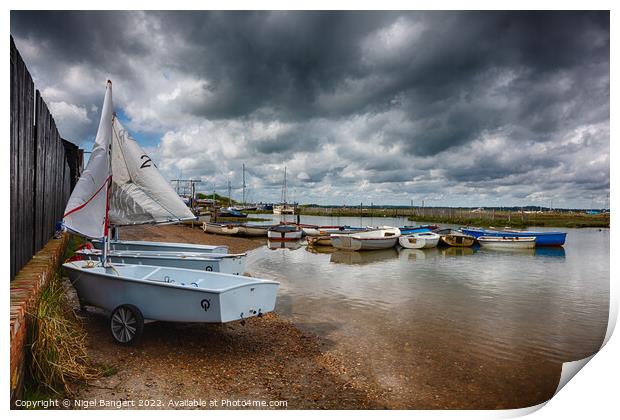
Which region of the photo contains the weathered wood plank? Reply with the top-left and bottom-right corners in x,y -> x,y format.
10,37 -> 83,279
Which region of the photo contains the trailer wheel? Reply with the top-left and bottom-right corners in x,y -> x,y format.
110,304 -> 144,345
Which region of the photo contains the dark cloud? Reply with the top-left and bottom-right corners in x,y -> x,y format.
10,11 -> 610,207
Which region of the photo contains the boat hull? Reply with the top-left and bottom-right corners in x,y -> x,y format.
202,222 -> 240,235
439,234 -> 475,247
267,230 -> 303,241
478,236 -> 536,249
330,235 -> 398,250
77,249 -> 246,275
461,228 -> 566,246
267,225 -> 302,241
330,227 -> 401,251
63,261 -> 278,323
94,239 -> 228,254
398,233 -> 440,249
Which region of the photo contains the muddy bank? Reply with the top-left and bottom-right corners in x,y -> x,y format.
117,223 -> 266,255
71,224 -> 383,409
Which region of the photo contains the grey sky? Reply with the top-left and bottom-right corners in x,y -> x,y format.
10,11 -> 610,207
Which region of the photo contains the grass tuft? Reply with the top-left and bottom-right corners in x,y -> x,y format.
27,274 -> 102,396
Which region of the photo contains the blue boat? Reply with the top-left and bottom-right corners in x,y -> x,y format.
461,228 -> 567,247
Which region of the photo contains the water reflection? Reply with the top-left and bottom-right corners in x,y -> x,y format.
438,246 -> 475,257
398,247 -> 439,260
305,245 -> 336,254
330,248 -> 399,265
535,247 -> 566,258
267,239 -> 303,250
246,218 -> 607,408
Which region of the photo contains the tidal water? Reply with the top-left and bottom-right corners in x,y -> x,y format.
246,215 -> 609,408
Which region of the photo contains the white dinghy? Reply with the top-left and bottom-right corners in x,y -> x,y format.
478,236 -> 536,249
398,232 -> 441,249
267,224 -> 303,241
64,261 -> 278,343
76,248 -> 247,275
202,222 -> 240,235
62,81 -> 279,344
330,227 -> 401,251
92,239 -> 228,254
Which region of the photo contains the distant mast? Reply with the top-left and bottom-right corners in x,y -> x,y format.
242,163 -> 246,207
283,166 -> 287,206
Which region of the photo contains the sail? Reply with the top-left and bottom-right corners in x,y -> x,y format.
108,119 -> 196,225
63,81 -> 113,239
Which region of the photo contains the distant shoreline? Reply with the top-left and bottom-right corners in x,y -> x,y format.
282,207 -> 609,228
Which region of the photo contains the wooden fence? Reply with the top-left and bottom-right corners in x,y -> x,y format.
10,37 -> 82,279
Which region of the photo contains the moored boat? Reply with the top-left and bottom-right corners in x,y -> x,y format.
202,221 -> 241,235
267,224 -> 303,241
477,236 -> 536,249
435,229 -> 475,247
237,224 -> 271,237
398,232 -> 440,249
461,227 -> 566,246
330,227 -> 400,251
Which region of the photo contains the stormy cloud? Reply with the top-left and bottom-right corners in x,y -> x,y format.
10,11 -> 610,207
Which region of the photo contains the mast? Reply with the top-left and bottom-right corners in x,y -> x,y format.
284,166 -> 287,206
228,177 -> 231,208
102,81 -> 114,266
242,163 -> 246,207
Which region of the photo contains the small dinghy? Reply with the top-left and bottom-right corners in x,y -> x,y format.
93,239 -> 228,254
477,236 -> 536,249
330,227 -> 400,251
202,222 -> 240,235
435,229 -> 475,247
76,248 -> 247,275
398,232 -> 440,249
267,224 -> 303,241
64,260 -> 279,344
237,224 -> 271,237
61,82 -> 279,345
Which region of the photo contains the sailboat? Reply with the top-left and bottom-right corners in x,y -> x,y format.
86,116 -> 228,254
272,167 -> 295,215
268,166 -> 302,241
80,113 -> 248,272
62,81 -> 279,344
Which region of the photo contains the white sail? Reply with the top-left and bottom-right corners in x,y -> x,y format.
108,119 -> 196,225
63,81 -> 113,239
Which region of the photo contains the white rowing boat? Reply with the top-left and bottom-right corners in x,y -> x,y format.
202,222 -> 240,235
398,232 -> 440,249
330,227 -> 400,251
477,236 -> 536,249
